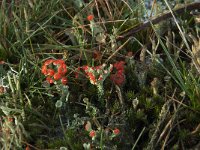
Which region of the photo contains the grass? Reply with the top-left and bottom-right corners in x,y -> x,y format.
0,0 -> 200,149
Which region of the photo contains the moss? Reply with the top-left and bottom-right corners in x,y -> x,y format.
0,46 -> 8,60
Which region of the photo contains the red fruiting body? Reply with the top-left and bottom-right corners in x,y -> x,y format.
110,61 -> 125,86
113,61 -> 125,71
47,69 -> 55,76
57,59 -> 65,64
110,73 -> 125,86
46,76 -> 54,84
58,64 -> 67,75
42,59 -> 68,84
87,72 -> 96,84
54,73 -> 62,80
89,130 -> 96,138
41,65 -> 47,75
113,128 -> 120,135
44,59 -> 54,66
61,77 -> 68,85
117,69 -> 124,75
87,15 -> 94,21
53,59 -> 65,65
82,65 -> 88,71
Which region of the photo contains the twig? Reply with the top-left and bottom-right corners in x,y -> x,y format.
191,123 -> 200,135
117,2 -> 200,40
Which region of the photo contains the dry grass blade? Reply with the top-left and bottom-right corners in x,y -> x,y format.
105,37 -> 131,63
160,97 -> 185,149
147,89 -> 177,150
189,35 -> 200,75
